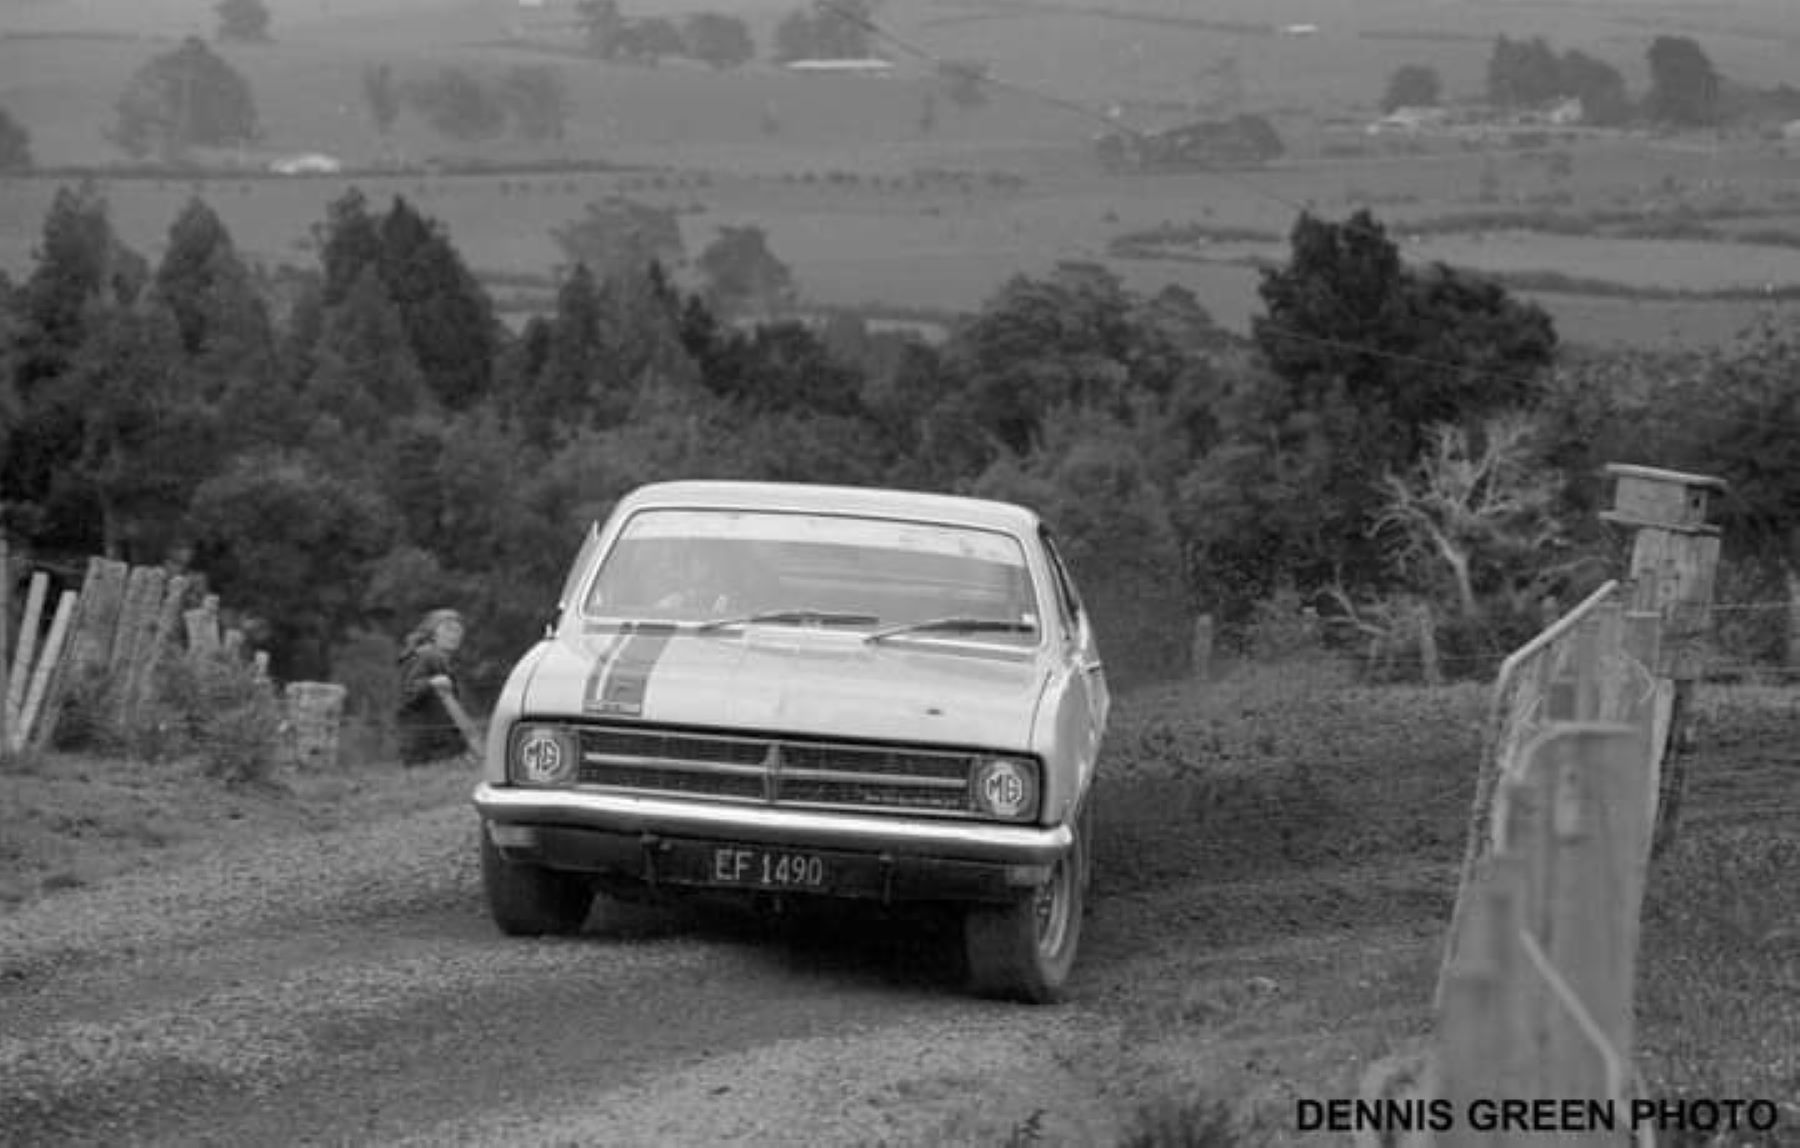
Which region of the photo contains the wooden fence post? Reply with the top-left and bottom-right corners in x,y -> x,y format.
34,558 -> 127,752
119,574 -> 190,733
0,530 -> 10,754
110,565 -> 167,730
16,591 -> 77,753
185,594 -> 221,655
1415,602 -> 1442,687
6,572 -> 47,737
1600,463 -> 1724,859
1190,613 -> 1214,680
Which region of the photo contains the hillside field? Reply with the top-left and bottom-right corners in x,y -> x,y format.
4,0 -> 1800,347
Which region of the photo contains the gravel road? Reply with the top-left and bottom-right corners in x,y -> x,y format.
0,798 -> 1237,1148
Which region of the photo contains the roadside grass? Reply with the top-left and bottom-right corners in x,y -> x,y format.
1637,829 -> 1800,1136
0,747 -> 473,913
1086,661 -> 1800,1147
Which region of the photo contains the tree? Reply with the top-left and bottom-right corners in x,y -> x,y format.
692,318 -> 862,417
773,0 -> 875,62
1255,211 -> 1556,470
304,190 -> 497,411
576,0 -> 624,59
1486,35 -> 1562,108
506,262 -> 635,443
374,197 -> 498,410
62,298 -> 217,560
1559,50 -> 1630,126
1646,36 -> 1720,127
214,0 -> 271,43
808,0 -> 875,59
1382,64 -> 1441,113
551,197 -> 686,282
187,449 -> 398,679
110,36 -> 260,160
12,183 -> 148,390
1372,416 -> 1566,622
152,196 -> 273,369
971,412 -> 1190,683
303,265 -> 430,438
696,225 -> 796,322
617,17 -> 686,65
1187,209 -> 1561,609
683,13 -> 755,70
0,104 -> 32,171
772,8 -> 817,63
498,65 -> 572,142
314,187 -> 384,309
362,63 -> 401,138
405,66 -> 506,142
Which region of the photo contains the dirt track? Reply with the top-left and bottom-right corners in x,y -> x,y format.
2,683 -> 1790,1147
0,776 -> 1459,1148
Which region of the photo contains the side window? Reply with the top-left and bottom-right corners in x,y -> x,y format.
1039,529 -> 1081,635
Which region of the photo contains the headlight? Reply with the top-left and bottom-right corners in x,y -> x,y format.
509,724 -> 578,787
971,756 -> 1040,822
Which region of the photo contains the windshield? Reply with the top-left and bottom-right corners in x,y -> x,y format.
582,508 -> 1040,645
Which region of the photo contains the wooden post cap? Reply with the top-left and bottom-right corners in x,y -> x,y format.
1600,463 -> 1725,534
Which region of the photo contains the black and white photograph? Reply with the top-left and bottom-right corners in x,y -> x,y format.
1,0 -> 1796,1143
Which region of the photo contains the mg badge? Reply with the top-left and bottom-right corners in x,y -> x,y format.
520,730 -> 566,782
982,765 -> 1027,816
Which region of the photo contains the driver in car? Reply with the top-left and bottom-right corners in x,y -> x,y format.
653,544 -> 737,616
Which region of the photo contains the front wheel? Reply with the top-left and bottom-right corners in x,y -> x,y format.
480,825 -> 594,936
963,812 -> 1087,1003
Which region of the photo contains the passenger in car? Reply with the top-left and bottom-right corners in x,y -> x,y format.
396,608 -> 469,767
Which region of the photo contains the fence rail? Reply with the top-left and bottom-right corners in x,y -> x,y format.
2,545 -> 348,769
1367,464 -> 1726,1147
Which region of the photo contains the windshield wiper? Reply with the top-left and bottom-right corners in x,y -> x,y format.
695,609 -> 880,633
863,616 -> 1038,644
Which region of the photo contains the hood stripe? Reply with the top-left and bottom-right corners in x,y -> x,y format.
593,624 -> 680,717
582,625 -> 633,714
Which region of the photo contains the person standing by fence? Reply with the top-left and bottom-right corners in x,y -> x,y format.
396,608 -> 469,767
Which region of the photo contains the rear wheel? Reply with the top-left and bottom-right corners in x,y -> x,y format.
480,825 -> 594,936
963,810 -> 1087,1003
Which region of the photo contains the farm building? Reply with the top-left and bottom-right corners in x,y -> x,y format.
783,59 -> 895,74
269,153 -> 344,175
1095,114 -> 1284,172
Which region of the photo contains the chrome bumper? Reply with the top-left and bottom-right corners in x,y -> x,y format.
471,783 -> 1072,865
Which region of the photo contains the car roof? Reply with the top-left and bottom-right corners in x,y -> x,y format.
611,480 -> 1043,536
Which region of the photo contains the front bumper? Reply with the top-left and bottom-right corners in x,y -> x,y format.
473,783 -> 1072,904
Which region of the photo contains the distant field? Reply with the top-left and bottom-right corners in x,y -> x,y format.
4,0 -> 1800,350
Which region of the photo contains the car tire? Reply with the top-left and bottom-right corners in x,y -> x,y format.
480,825 -> 593,936
963,808 -> 1086,1004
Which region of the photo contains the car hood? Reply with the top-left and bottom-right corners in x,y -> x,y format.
522,624 -> 1048,751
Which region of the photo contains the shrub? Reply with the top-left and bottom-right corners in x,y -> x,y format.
152,651 -> 285,783
1115,1095 -> 1272,1148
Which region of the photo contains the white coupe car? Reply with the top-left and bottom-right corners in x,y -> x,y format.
472,480 -> 1111,1001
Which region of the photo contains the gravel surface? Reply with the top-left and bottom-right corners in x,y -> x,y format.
0,794 -> 1171,1147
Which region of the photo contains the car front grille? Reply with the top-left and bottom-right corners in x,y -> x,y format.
574,724 -> 979,817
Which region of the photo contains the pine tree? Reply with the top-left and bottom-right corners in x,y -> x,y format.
375,197 -> 497,410
153,196 -> 273,367
64,298 -> 216,559
303,265 -> 429,443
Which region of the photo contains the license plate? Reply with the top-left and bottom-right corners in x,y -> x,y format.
709,846 -> 829,890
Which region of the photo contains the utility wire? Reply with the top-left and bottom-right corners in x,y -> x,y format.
809,0 -> 1800,428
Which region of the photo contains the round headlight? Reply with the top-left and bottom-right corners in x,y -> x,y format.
972,757 -> 1038,821
512,725 -> 576,786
